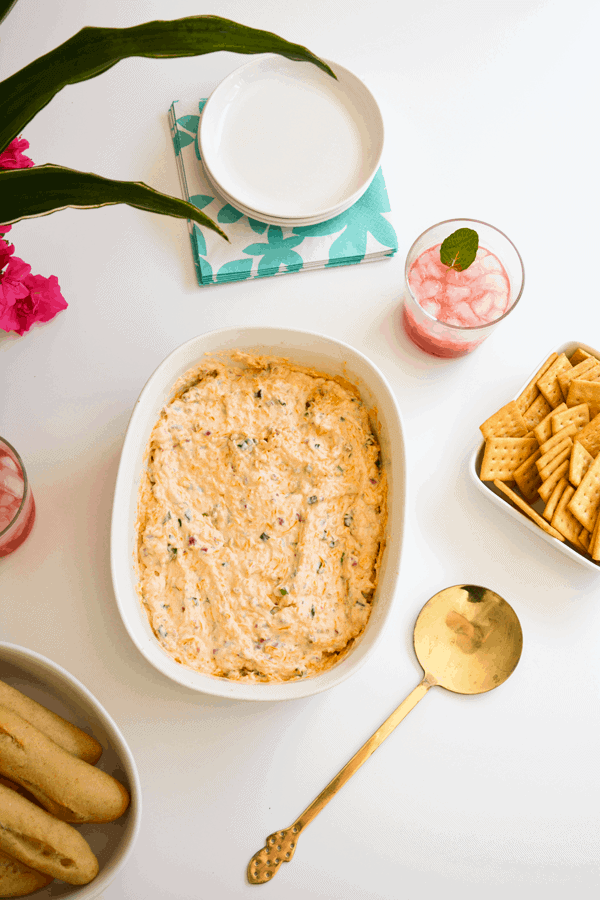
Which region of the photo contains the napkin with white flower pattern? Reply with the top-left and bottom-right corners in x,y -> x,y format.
169,100 -> 397,286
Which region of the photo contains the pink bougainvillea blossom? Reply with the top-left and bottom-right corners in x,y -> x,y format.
0,236 -> 15,271
0,258 -> 68,336
0,136 -> 34,170
0,138 -> 68,336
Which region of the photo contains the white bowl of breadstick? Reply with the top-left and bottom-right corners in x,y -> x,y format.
0,642 -> 141,899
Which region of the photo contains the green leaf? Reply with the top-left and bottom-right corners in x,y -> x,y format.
0,165 -> 228,239
0,0 -> 18,26
0,15 -> 335,154
440,227 -> 479,271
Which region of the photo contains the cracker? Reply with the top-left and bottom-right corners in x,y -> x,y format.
480,437 -> 538,482
569,440 -> 594,487
536,440 -> 573,481
538,459 -> 570,503
557,357 -> 600,397
568,453 -> 600,531
552,403 -> 590,434
534,402 -> 566,445
551,484 -> 582,543
576,413 -> 600,457
539,425 -> 577,456
522,393 -> 553,431
590,511 -> 600,561
566,380 -> 600,419
479,401 -> 528,440
515,352 -> 559,413
513,449 -> 542,502
493,480 -> 565,541
543,477 -> 568,522
570,348 -> 592,366
579,526 -> 591,551
536,353 -> 573,407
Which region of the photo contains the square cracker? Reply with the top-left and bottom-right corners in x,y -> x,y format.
579,526 -> 591,552
570,348 -> 592,366
590,511 -> 600,561
493,480 -> 564,540
538,459 -> 570,503
567,380 -> 600,419
480,437 -> 538,481
536,353 -> 573,407
480,401 -> 528,440
536,441 -> 573,482
576,414 -> 600,457
515,352 -> 559,413
513,449 -> 542,502
539,425 -> 577,456
543,477 -> 568,522
557,357 -> 600,397
552,403 -> 590,434
552,484 -> 582,543
568,453 -> 600,531
534,402 -> 566,445
570,441 -> 594,487
522,393 -> 553,431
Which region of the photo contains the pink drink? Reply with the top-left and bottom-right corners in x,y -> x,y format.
0,439 -> 35,557
405,245 -> 510,358
402,219 -> 524,359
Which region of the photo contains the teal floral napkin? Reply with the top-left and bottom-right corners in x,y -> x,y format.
169,100 -> 398,286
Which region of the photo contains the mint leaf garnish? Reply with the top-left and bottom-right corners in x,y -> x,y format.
440,228 -> 479,271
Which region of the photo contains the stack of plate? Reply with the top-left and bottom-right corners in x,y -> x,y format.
198,55 -> 385,227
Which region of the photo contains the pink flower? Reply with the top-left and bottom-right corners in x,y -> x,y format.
0,139 -> 68,337
0,257 -> 67,336
0,137 -> 34,170
0,236 -> 15,271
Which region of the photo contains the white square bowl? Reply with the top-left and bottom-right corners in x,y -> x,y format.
0,642 -> 141,899
111,327 -> 406,700
470,340 -> 600,572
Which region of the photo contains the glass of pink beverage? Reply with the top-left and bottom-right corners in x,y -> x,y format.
403,218 -> 524,358
0,437 -> 36,557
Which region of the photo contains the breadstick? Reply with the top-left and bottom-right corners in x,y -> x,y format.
0,705 -> 129,824
0,778 -> 41,810
0,783 -> 98,885
0,848 -> 53,898
0,681 -> 101,764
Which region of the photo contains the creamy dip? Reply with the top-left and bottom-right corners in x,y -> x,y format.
135,353 -> 387,682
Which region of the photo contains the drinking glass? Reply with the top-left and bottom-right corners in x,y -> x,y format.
402,218 -> 525,358
0,437 -> 36,557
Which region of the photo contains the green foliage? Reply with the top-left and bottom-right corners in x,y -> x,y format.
440,228 -> 479,271
0,11 -> 333,234
0,165 -> 228,237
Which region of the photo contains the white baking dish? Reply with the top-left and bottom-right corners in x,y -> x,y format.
0,642 -> 141,899
111,327 -> 406,700
470,340 -> 600,572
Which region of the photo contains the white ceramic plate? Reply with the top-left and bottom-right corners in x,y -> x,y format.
470,340 -> 600,572
201,154 -> 360,227
111,327 -> 405,700
199,56 -> 384,222
0,642 -> 141,899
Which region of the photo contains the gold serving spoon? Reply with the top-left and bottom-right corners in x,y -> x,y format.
247,584 -> 523,884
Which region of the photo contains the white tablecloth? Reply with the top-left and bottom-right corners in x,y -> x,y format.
2,1 -> 599,897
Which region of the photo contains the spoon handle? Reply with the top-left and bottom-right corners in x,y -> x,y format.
247,676 -> 434,884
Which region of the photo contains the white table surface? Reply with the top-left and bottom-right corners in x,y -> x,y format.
2,1 -> 600,897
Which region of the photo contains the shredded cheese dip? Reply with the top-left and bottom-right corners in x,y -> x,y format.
136,353 -> 387,682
